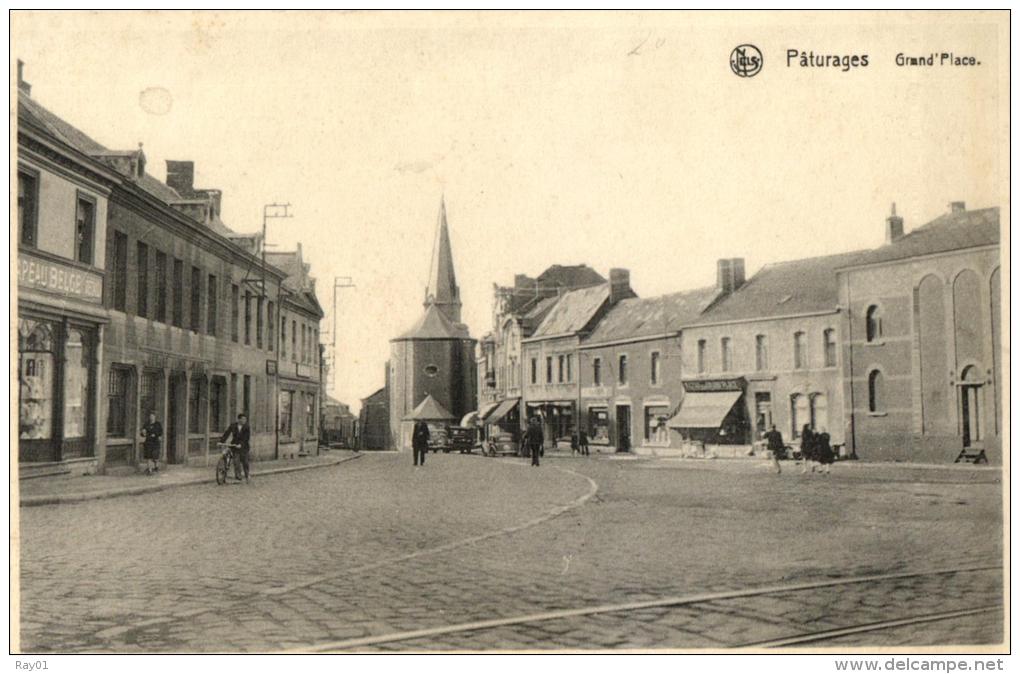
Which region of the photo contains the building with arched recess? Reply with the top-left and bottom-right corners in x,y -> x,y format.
387,199 -> 477,450
837,203 -> 1001,463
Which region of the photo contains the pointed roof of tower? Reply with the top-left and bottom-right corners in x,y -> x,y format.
392,302 -> 471,341
404,394 -> 456,421
425,195 -> 460,308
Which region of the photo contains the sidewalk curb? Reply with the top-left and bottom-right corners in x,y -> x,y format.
19,453 -> 363,508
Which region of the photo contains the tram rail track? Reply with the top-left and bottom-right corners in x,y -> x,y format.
284,563 -> 1002,652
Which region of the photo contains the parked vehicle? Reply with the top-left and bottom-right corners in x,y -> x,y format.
448,426 -> 477,453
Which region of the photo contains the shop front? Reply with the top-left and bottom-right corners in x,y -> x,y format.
667,378 -> 750,446
525,400 -> 575,449
18,250 -> 107,471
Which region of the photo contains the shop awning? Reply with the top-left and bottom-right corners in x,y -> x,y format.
460,411 -> 480,428
485,398 -> 520,425
476,401 -> 500,422
667,391 -> 742,429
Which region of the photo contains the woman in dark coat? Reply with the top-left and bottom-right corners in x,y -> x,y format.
800,424 -> 816,473
815,431 -> 835,474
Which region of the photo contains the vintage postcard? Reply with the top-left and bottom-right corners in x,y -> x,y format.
9,10 -> 1009,660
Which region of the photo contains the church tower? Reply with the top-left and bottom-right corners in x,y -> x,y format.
388,198 -> 478,450
424,196 -> 463,324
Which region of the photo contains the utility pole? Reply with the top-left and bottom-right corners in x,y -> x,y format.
261,203 -> 292,460
331,276 -> 355,399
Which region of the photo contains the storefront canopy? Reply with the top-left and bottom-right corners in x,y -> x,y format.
667,391 -> 742,429
460,411 -> 479,428
484,398 -> 519,425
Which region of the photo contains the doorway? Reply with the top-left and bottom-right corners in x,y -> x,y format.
960,366 -> 984,449
166,375 -> 180,464
615,404 -> 631,452
754,392 -> 772,441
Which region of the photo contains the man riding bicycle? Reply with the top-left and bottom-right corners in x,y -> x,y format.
219,413 -> 251,483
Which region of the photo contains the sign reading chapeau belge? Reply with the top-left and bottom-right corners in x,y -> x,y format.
18,250 -> 103,304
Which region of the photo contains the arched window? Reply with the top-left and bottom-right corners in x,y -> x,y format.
793,331 -> 807,369
868,370 -> 883,412
720,337 -> 732,372
791,394 -> 810,438
823,329 -> 837,367
866,305 -> 882,342
810,393 -> 828,432
755,334 -> 768,371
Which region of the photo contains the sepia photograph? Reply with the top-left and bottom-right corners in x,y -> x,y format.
9,9 -> 1009,660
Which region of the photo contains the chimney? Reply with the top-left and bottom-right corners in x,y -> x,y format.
949,201 -> 966,214
17,60 -> 31,96
165,160 -> 195,196
608,268 -> 633,305
885,202 -> 905,244
716,258 -> 746,294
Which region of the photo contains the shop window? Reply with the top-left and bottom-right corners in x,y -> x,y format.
18,170 -> 38,248
720,338 -> 732,372
110,231 -> 128,312
106,367 -> 130,437
793,331 -> 807,370
866,305 -> 883,342
755,334 -> 768,371
75,194 -> 96,264
188,377 -> 202,433
279,390 -> 293,438
267,302 -> 275,351
644,405 -> 671,446
546,356 -> 553,383
155,251 -> 168,323
618,354 -> 628,386
823,329 -> 837,367
231,284 -> 240,342
650,351 -> 661,385
62,328 -> 92,439
588,407 -> 610,443
593,357 -> 602,386
207,275 -> 218,336
868,370 -> 883,413
244,292 -> 252,345
172,259 -> 184,327
306,394 -> 315,434
791,394 -> 810,438
697,339 -> 707,374
18,318 -> 56,440
137,243 -> 149,318
190,266 -> 202,333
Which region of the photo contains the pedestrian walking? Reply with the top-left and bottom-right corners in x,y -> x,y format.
412,419 -> 430,467
526,418 -> 544,467
800,424 -> 817,474
570,430 -> 579,456
140,411 -> 162,475
579,429 -> 590,456
220,413 -> 252,482
815,430 -> 835,475
764,424 -> 784,474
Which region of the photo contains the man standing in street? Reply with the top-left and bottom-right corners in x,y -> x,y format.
220,413 -> 252,483
526,418 -> 544,467
140,411 -> 162,475
579,429 -> 590,456
765,424 -> 785,475
412,419 -> 430,467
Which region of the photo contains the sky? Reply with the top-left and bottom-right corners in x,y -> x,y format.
12,11 -> 1005,412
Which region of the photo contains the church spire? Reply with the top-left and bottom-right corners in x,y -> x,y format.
424,195 -> 462,323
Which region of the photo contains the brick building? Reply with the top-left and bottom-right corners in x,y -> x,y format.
578,285 -> 718,454
358,386 -> 390,450
475,264 -> 604,443
521,270 -> 635,448
16,68 -> 120,475
837,204 -> 1001,463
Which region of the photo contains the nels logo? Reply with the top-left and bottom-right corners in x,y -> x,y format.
730,44 -> 763,78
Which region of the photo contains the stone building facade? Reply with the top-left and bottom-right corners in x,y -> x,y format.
837,205 -> 1001,463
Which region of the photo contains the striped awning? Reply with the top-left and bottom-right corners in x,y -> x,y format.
667,391 -> 742,429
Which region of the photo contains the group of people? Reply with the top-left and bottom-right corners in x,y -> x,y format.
139,411 -> 253,482
762,423 -> 835,475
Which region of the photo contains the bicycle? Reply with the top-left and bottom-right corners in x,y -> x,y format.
215,442 -> 240,485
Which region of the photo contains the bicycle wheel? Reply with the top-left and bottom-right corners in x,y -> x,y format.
215,456 -> 228,485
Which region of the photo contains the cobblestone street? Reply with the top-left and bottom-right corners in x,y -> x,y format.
18,453 -> 1002,652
